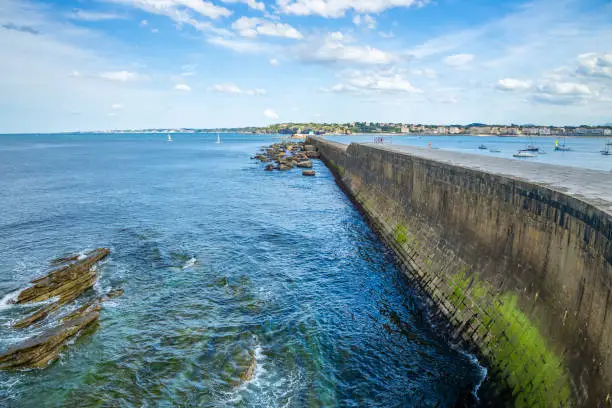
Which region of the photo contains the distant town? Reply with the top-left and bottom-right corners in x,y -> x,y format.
94,122 -> 612,137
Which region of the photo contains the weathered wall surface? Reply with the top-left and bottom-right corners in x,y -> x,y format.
307,137 -> 612,407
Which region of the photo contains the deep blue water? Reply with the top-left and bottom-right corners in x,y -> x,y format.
326,134 -> 612,172
0,133 -> 484,407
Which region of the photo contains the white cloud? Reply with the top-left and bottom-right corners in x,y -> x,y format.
496,78 -> 532,91
443,53 -> 474,67
413,68 -> 436,79
68,10 -> 127,21
576,53 -> 612,79
108,0 -> 232,34
69,70 -> 81,78
232,17 -> 302,39
174,83 -> 192,91
277,0 -> 428,18
111,103 -> 124,109
221,0 -> 266,11
140,19 -> 148,26
207,36 -> 271,53
532,81 -> 592,105
98,70 -> 142,82
298,32 -> 398,65
322,69 -> 422,94
210,83 -> 266,95
379,31 -> 394,38
264,108 -> 279,119
270,58 -> 279,66
353,14 -> 376,29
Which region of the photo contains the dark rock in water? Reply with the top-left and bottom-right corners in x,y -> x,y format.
296,161 -> 313,168
302,170 -> 316,177
238,349 -> 257,384
60,300 -> 102,323
100,288 -> 124,302
264,164 -> 275,171
17,248 -> 110,304
49,254 -> 80,267
0,311 -> 99,370
306,151 -> 321,158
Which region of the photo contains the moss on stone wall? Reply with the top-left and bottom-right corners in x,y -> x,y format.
449,271 -> 571,407
327,159 -> 344,177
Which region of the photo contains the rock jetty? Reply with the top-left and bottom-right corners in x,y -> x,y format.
0,249 -> 123,370
253,142 -> 318,176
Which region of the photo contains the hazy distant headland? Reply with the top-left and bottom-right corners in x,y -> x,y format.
81,122 -> 612,137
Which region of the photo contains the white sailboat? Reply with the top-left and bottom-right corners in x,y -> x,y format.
167,134 -> 173,142
216,133 -> 221,144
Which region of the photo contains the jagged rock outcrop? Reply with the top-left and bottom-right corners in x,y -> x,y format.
0,311 -> 99,369
17,248 -> 110,304
12,248 -> 110,329
0,249 -> 123,370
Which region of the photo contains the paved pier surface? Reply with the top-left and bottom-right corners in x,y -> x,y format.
364,143 -> 612,215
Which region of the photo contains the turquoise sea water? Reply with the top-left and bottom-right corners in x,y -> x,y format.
326,135 -> 612,172
0,133 -> 484,407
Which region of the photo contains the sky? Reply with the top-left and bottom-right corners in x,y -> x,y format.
0,0 -> 611,132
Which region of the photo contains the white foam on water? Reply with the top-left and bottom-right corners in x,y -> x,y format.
0,290 -> 20,311
182,257 -> 198,270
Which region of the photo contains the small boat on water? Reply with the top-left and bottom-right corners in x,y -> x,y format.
602,144 -> 611,156
216,133 -> 221,144
478,145 -> 487,150
523,145 -> 539,152
513,150 -> 537,158
554,138 -> 570,152
489,148 -> 502,153
167,134 -> 173,142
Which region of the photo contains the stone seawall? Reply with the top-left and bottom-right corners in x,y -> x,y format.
307,137 -> 612,407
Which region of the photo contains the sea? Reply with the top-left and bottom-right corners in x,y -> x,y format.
0,133 -> 486,407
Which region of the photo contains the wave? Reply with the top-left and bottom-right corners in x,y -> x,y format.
0,290 -> 20,311
182,257 -> 198,270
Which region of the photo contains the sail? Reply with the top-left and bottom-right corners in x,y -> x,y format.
555,139 -> 559,147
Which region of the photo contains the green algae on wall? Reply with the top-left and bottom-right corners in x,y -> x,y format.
448,272 -> 572,407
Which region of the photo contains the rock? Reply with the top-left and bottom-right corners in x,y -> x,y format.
100,288 -> 124,302
0,311 -> 99,370
60,300 -> 102,323
304,145 -> 316,152
264,164 -> 275,171
279,164 -> 292,171
239,350 -> 257,383
302,170 -> 316,177
306,151 -> 321,158
49,254 -> 80,267
296,161 -> 313,168
17,248 -> 110,304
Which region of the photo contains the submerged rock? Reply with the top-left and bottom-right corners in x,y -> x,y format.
302,170 -> 316,177
100,288 -> 124,302
0,311 -> 99,370
238,349 -> 257,384
17,248 -> 110,304
264,164 -> 275,171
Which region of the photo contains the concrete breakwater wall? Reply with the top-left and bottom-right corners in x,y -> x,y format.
307,137 -> 612,407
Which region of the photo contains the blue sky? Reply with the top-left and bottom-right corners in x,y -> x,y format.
0,0 -> 611,132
